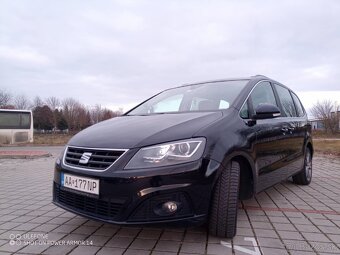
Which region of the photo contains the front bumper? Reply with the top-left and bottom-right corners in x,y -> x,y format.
53,158 -> 217,226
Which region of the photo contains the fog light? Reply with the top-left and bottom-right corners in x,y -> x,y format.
162,201 -> 178,213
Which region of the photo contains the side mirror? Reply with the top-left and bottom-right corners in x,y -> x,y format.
253,103 -> 281,120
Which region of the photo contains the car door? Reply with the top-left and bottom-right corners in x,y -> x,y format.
243,81 -> 292,192
273,84 -> 306,177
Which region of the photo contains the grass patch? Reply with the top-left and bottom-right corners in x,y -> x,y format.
312,130 -> 340,139
313,139 -> 340,156
33,133 -> 74,145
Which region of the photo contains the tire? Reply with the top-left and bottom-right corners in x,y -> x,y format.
209,161 -> 240,238
292,148 -> 312,185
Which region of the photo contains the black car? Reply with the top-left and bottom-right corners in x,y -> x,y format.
53,75 -> 313,238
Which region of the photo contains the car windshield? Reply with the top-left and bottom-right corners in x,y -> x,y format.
127,80 -> 249,115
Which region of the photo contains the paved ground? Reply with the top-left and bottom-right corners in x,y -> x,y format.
0,147 -> 340,255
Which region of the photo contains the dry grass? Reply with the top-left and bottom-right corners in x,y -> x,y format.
33,133 -> 74,145
312,130 -> 340,139
313,139 -> 340,156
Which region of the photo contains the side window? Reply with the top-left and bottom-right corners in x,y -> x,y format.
274,84 -> 297,117
20,113 -> 31,129
291,92 -> 305,117
250,81 -> 277,111
240,101 -> 249,119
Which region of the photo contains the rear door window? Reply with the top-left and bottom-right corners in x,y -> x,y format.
274,84 -> 297,117
291,92 -> 305,117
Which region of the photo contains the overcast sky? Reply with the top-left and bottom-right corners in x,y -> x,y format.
1,0 -> 339,112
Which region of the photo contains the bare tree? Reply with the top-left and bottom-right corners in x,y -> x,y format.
14,94 -> 31,110
90,105 -> 122,124
45,96 -> 60,110
45,96 -> 61,130
90,104 -> 103,124
62,98 -> 91,131
311,100 -> 339,134
31,96 -> 44,109
0,89 -> 12,107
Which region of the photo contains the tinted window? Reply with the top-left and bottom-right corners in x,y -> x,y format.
240,101 -> 249,119
250,81 -> 277,111
128,80 -> 249,115
0,112 -> 31,129
275,85 -> 296,117
291,92 -> 305,117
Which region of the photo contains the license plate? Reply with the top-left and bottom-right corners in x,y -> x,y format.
61,173 -> 99,195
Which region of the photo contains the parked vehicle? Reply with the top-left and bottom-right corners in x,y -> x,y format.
0,109 -> 33,144
53,75 -> 313,238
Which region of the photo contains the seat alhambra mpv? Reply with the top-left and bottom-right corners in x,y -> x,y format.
53,75 -> 313,238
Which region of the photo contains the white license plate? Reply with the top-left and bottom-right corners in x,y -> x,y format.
61,173 -> 99,195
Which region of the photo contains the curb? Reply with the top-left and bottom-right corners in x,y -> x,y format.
0,151 -> 52,159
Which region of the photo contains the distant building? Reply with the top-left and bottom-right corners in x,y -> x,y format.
309,119 -> 325,130
309,111 -> 340,131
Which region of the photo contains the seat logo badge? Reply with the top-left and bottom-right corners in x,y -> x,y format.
79,152 -> 92,164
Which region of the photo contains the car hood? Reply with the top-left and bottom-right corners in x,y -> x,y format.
68,111 -> 222,149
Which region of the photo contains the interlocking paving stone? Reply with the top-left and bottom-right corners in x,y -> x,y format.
180,241 -> 206,253
283,239 -> 314,251
105,236 -> 134,248
124,249 -> 151,255
206,243 -> 233,255
159,231 -> 184,241
257,237 -> 285,249
301,232 -> 332,242
1,149 -> 340,255
153,240 -> 181,252
68,245 -> 101,255
96,247 -> 125,255
253,229 -> 278,238
278,230 -> 305,240
152,251 -> 177,255
129,238 -> 157,250
93,226 -> 119,236
260,247 -> 290,255
309,242 -> 340,253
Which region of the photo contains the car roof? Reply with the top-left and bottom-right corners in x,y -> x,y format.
180,75 -> 268,87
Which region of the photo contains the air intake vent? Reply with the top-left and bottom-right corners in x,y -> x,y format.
64,146 -> 126,170
54,183 -> 125,220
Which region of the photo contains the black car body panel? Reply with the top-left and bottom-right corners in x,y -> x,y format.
53,75 -> 313,227
69,111 -> 223,149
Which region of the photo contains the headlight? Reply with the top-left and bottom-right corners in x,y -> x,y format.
56,146 -> 66,166
124,138 -> 206,169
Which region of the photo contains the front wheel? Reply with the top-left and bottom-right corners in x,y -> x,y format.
293,148 -> 312,185
208,161 -> 240,238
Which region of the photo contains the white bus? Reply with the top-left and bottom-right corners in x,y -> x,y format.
0,109 -> 34,144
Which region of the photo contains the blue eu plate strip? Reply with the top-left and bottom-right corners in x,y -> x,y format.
61,172 -> 64,186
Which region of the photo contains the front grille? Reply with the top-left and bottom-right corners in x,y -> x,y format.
54,183 -> 124,220
64,146 -> 126,170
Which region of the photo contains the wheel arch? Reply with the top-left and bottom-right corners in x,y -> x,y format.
215,151 -> 257,200
306,140 -> 314,157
